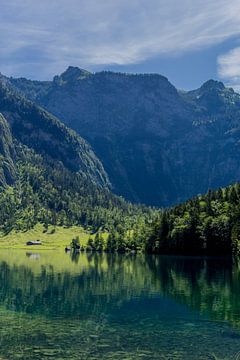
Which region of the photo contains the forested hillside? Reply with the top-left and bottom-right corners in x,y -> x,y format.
8,67 -> 240,206
0,142 -> 152,239
0,78 -> 109,188
3,69 -> 240,255
0,77 -> 154,249
0,113 -> 16,186
146,184 -> 240,255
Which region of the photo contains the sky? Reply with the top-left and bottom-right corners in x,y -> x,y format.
1,0 -> 240,90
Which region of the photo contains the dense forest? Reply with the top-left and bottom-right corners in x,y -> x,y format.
0,76 -> 156,252
146,184 -> 240,255
2,72 -> 240,255
2,136 -> 240,255
3,140 -> 240,256
1,133 -> 240,255
0,141 -> 155,251
0,78 -> 109,188
9,67 -> 240,207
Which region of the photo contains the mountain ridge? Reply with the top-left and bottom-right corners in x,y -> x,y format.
0,77 -> 152,240
6,67 -> 240,206
0,77 -> 110,188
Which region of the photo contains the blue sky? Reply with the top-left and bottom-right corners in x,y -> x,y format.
1,0 -> 240,90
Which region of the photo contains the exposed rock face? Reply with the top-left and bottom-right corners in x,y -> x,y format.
0,78 -> 110,189
9,67 -> 240,206
0,113 -> 16,187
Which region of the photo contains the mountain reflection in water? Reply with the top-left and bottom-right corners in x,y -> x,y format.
0,250 -> 239,359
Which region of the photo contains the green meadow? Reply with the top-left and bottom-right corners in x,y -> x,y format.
0,223 -> 92,250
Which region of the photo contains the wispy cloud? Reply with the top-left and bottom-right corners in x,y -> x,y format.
218,47 -> 240,90
1,0 -> 240,79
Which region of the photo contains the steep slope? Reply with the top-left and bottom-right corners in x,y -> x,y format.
0,113 -> 16,186
0,78 -> 153,239
0,141 -> 150,235
8,68 -> 195,206
9,67 -> 240,206
0,78 -> 109,188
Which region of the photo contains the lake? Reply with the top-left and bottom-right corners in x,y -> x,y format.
0,250 -> 239,359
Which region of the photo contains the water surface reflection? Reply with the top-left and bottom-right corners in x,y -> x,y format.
0,251 -> 239,359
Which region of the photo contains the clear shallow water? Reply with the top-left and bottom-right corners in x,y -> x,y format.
0,251 -> 240,359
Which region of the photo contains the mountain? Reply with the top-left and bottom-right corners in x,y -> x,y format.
0,141 -> 149,237
0,77 -> 109,188
0,77 -> 151,240
8,67 -> 240,206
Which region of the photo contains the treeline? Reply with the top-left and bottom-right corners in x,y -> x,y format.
70,225 -> 149,253
146,185 -> 240,255
3,140 -> 240,256
0,142 -> 155,237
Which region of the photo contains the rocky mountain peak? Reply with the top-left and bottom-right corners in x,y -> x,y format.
199,79 -> 225,93
7,68 -> 240,206
54,66 -> 92,84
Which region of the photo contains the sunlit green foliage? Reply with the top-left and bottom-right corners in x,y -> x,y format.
0,142 -> 155,250
146,184 -> 240,255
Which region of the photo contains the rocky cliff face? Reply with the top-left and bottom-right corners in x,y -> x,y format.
0,77 -> 110,189
9,67 -> 240,206
0,113 -> 16,187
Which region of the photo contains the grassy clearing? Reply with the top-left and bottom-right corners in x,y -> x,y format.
0,223 -> 92,250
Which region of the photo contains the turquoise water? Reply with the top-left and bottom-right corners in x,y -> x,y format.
0,251 -> 240,359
